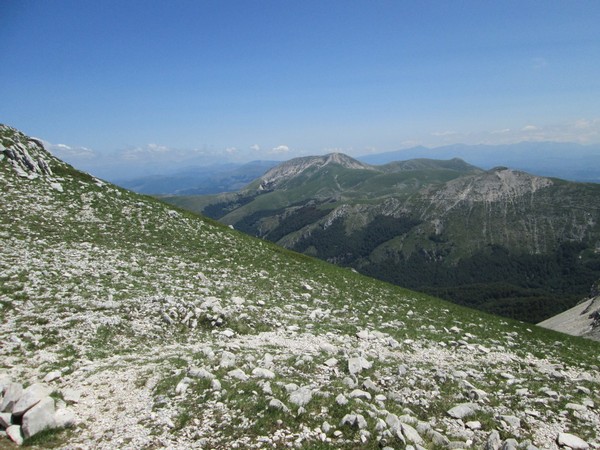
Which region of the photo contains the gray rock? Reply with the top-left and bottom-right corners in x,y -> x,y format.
0,412 -> 12,428
12,383 -> 51,417
289,387 -> 312,407
557,432 -> 589,449
22,396 -> 56,439
227,369 -> 249,381
175,377 -> 191,394
43,370 -> 61,383
54,407 -> 76,428
268,398 -> 290,413
501,415 -> 521,428
63,389 -> 81,404
0,382 -> 23,413
401,422 -> 424,445
447,402 -> 479,419
356,414 -> 368,429
348,356 -> 372,375
188,367 -> 215,379
465,420 -> 481,430
427,429 -> 450,446
362,378 -> 379,392
220,351 -> 237,368
6,425 -> 23,446
349,389 -> 372,400
252,367 -> 275,379
501,439 -> 519,450
565,402 -> 587,412
324,358 -> 338,367
485,430 -> 502,450
340,414 -> 357,427
336,394 -> 348,405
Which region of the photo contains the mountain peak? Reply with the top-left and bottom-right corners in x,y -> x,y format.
257,152 -> 372,190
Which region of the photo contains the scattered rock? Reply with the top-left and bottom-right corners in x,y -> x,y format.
6,425 -> 23,446
447,402 -> 479,419
12,383 -> 51,417
22,396 -> 56,439
0,382 -> 23,413
227,369 -> 249,381
557,432 -> 589,449
54,407 -> 76,428
252,367 -> 275,379
289,387 -> 312,407
348,356 -> 372,375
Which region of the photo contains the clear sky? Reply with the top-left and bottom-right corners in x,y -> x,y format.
2,0 -> 600,174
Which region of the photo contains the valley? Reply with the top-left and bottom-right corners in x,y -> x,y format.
163,154 -> 600,324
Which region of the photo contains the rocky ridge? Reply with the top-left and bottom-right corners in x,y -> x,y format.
1,124 -> 599,449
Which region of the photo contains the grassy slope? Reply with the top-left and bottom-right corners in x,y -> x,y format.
1,125 -> 599,449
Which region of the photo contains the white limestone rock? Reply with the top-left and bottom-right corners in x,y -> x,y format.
252,367 -> 275,379
22,396 -> 56,439
13,384 -> 51,417
0,382 -> 23,413
43,370 -> 62,383
227,369 -> 249,381
447,402 -> 479,419
6,425 -> 24,446
54,407 -> 76,428
0,412 -> 12,428
557,432 -> 589,449
289,387 -> 312,407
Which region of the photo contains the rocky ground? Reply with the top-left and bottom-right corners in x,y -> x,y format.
1,124 -> 599,449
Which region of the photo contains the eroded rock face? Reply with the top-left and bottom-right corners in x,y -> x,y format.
0,127 -> 54,179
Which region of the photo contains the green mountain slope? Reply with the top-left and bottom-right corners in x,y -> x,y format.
163,154 -> 600,324
1,125 -> 599,449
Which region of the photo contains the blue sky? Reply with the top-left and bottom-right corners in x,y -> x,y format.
2,0 -> 600,175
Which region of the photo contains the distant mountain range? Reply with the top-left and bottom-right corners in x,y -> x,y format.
358,141 -> 600,182
105,141 -> 600,195
162,153 -> 600,323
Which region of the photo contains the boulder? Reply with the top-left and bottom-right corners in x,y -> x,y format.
252,367 -> 275,379
557,432 -> 589,449
188,367 -> 215,379
227,369 -> 249,381
54,407 -> 76,428
12,383 -> 51,417
447,402 -> 479,419
22,396 -> 56,439
289,387 -> 312,407
484,430 -> 502,450
268,398 -> 290,413
348,356 -> 372,375
6,425 -> 24,446
0,412 -> 12,428
401,422 -> 424,445
0,382 -> 23,413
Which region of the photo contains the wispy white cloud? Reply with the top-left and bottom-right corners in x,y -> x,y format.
431,130 -> 458,137
250,144 -> 260,152
270,145 -> 290,154
44,141 -> 96,159
522,125 -> 539,132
